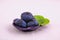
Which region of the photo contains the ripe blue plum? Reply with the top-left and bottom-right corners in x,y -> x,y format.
13,18 -> 26,28
21,12 -> 34,22
27,19 -> 39,27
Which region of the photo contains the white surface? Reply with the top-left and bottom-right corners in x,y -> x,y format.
0,0 -> 60,40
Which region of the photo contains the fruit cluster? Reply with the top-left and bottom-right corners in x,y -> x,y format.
13,12 -> 50,32
13,12 -> 39,32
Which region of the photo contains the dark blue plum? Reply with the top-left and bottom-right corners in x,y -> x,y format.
13,18 -> 26,28
21,12 -> 34,22
27,19 -> 39,27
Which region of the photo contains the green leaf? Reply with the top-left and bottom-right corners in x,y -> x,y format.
34,15 -> 45,25
43,18 -> 50,25
34,15 -> 50,26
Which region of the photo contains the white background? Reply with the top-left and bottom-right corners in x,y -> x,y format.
0,0 -> 60,40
